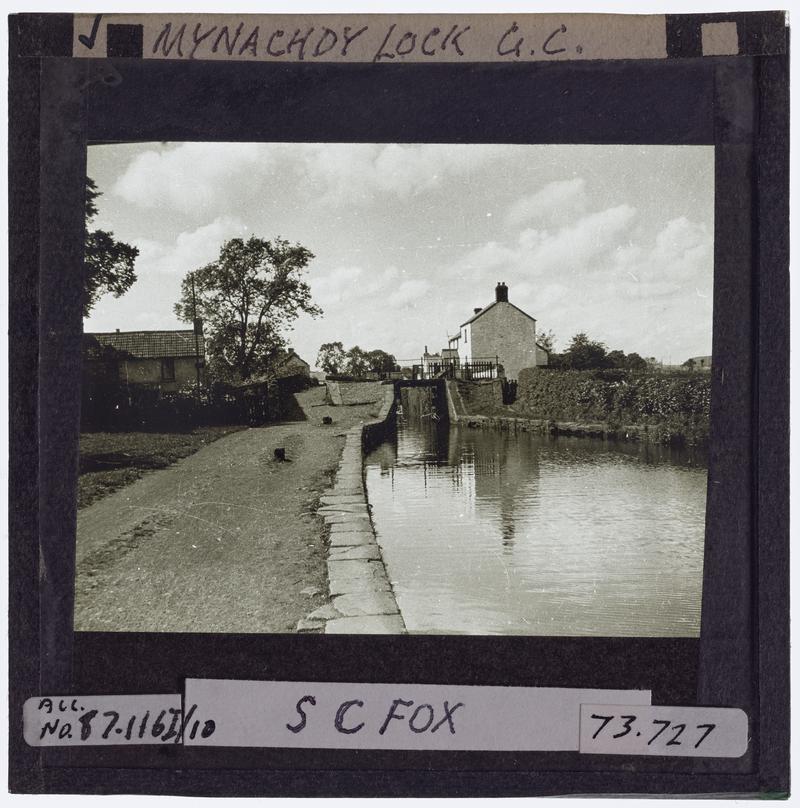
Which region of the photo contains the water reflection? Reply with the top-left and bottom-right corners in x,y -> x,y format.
364,417 -> 707,637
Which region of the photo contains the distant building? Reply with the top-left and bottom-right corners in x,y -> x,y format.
86,329 -> 205,393
421,346 -> 442,378
683,355 -> 712,371
275,350 -> 311,379
447,282 -> 549,380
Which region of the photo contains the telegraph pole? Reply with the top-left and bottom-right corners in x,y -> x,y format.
190,272 -> 202,404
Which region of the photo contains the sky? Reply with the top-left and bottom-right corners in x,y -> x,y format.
85,142 -> 714,368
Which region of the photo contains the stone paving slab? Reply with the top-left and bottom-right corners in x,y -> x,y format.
334,473 -> 362,483
324,513 -> 372,525
297,618 -> 325,632
332,591 -> 400,617
319,494 -> 365,505
308,420 -> 407,634
328,520 -> 373,533
319,505 -> 370,516
329,577 -> 392,596
329,544 -> 381,561
307,603 -> 342,621
329,531 -> 375,547
327,558 -> 388,581
325,520 -> 372,530
325,614 -> 405,634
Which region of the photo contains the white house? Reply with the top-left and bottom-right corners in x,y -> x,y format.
448,282 -> 549,380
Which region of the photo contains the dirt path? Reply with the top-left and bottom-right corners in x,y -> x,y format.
74,387 -> 381,633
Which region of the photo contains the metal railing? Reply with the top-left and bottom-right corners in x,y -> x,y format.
409,356 -> 500,381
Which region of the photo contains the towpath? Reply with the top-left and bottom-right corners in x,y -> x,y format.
74,386 -> 381,633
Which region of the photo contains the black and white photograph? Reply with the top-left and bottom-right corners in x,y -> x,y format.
8,6 -> 791,800
75,141 -> 714,636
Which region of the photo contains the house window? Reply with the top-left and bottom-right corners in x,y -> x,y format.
161,358 -> 176,381
463,328 -> 468,343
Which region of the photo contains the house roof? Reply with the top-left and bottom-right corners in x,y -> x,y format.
88,330 -> 204,359
277,350 -> 309,367
459,299 -> 537,327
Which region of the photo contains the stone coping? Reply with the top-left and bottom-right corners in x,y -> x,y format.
297,387 -> 406,635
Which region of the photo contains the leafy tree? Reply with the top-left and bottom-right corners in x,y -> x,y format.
83,177 -> 139,317
563,332 -> 609,370
625,352 -> 648,371
537,329 -> 556,353
317,341 -> 347,374
344,346 -> 370,377
606,349 -> 626,368
365,349 -> 397,374
175,236 -> 321,382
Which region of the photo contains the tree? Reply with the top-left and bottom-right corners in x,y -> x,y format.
175,236 -> 321,382
537,329 -> 557,353
317,341 -> 347,375
625,352 -> 648,371
344,346 -> 370,377
606,349 -> 626,368
83,177 -> 139,317
563,333 -> 608,370
364,349 -> 397,374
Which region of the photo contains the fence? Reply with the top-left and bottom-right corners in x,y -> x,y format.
409,356 -> 500,381
81,373 -> 313,431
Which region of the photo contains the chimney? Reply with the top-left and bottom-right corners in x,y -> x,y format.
495,282 -> 508,303
115,328 -> 120,333
473,307 -> 482,314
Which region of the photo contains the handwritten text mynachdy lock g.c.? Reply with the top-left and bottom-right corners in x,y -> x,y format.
150,20 -> 576,62
73,14 -> 670,63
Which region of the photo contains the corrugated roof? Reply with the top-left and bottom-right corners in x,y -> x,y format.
88,330 -> 204,359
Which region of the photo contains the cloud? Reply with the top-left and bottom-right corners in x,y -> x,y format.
388,279 -> 431,308
453,204 -> 637,289
299,143 -> 511,204
113,143 -> 274,215
440,207 -> 711,361
505,178 -> 588,227
310,265 -> 401,306
115,142 -> 513,218
134,216 -> 249,276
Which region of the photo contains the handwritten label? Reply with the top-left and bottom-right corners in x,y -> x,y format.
72,14 -> 668,63
22,695 -> 216,746
183,679 -> 650,750
579,704 -> 749,758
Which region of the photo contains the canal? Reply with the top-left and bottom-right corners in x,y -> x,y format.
364,416 -> 707,637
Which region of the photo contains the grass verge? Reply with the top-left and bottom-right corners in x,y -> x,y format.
78,426 -> 244,510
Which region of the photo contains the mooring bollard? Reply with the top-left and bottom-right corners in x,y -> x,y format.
274,448 -> 286,461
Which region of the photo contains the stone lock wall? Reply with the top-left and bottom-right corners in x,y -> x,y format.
455,379 -> 504,413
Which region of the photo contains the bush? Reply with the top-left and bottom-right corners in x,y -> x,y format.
513,367 -> 711,444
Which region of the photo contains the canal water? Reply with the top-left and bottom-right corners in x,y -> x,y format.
364,417 -> 707,637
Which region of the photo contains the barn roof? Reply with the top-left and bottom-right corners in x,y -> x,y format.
88,330 -> 204,359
